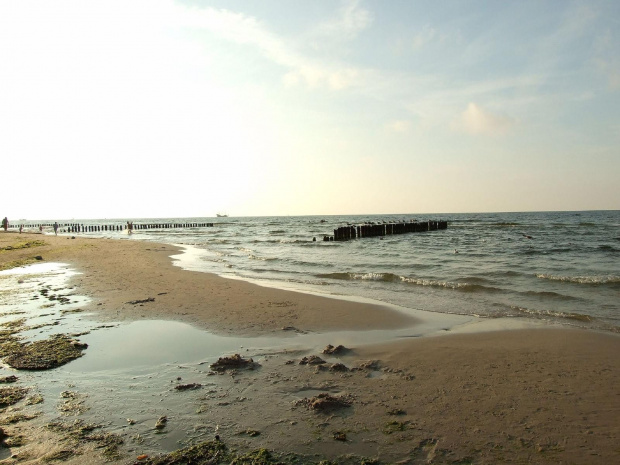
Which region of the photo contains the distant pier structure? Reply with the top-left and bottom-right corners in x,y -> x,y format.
10,222 -> 214,233
325,220 -> 448,241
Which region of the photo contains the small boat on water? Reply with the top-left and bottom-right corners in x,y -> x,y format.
216,213 -> 228,218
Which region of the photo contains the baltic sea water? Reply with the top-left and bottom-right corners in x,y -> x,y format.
21,210 -> 620,332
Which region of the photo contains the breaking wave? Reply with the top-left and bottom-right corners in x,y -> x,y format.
316,272 -> 503,293
510,306 -> 594,323
536,274 -> 620,285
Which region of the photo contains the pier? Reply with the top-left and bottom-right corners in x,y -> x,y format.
326,220 -> 447,241
9,222 -> 215,233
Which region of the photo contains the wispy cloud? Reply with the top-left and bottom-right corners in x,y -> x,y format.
594,30 -> 620,90
316,0 -> 373,40
453,103 -> 516,135
177,2 -> 368,90
385,120 -> 412,133
411,25 -> 450,51
597,58 -> 620,90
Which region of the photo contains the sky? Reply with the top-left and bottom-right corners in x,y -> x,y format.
1,0 -> 619,220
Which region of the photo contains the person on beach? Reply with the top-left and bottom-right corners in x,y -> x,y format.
127,221 -> 133,234
53,222 -> 59,235
19,225 -> 23,234
1,217 -> 7,231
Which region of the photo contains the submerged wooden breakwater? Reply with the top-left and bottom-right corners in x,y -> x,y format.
326,220 -> 447,241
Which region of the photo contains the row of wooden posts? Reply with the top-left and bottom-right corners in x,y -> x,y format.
10,223 -> 214,233
326,220 -> 448,241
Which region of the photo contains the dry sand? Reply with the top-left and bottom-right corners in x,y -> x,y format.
1,232 -> 619,464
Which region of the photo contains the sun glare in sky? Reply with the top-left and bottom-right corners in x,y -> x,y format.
1,0 -> 619,219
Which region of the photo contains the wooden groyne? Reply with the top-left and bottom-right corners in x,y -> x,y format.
9,222 -> 214,233
326,220 -> 447,241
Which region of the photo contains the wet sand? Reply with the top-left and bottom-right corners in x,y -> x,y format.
0,233 -> 415,335
1,232 -> 619,464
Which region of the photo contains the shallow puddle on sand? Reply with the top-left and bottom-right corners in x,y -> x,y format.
1,262 -> 476,458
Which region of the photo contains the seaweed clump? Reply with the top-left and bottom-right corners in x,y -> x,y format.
45,419 -> 124,461
210,354 -> 258,372
143,439 -> 380,465
0,386 -> 29,407
295,393 -> 352,412
299,355 -> 326,366
146,440 -> 228,464
322,344 -> 349,355
1,334 -> 87,370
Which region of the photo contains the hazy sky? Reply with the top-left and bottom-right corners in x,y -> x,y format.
1,0 -> 619,219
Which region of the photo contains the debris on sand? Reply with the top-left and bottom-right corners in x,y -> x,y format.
383,420 -> 411,435
25,394 -> 44,405
329,363 -> 349,372
155,416 -> 168,430
296,393 -> 353,412
0,334 -> 87,370
355,360 -> 381,371
174,383 -> 202,391
241,429 -> 261,437
299,355 -> 326,366
126,297 -> 155,305
210,354 -> 258,372
281,326 -> 307,334
322,344 -> 349,355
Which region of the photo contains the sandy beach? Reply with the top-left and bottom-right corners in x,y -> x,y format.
1,232 -> 619,464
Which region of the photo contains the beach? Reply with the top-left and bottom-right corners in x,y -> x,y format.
1,231 -> 619,464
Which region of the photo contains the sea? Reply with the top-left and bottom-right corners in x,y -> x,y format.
16,210 -> 620,333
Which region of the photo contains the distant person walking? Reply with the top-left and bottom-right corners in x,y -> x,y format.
53,222 -> 59,235
1,217 -> 8,231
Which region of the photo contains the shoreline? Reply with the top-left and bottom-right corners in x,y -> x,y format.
1,231 -> 619,464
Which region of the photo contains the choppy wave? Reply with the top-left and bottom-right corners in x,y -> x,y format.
248,254 -> 277,261
536,274 -> 620,285
522,290 -> 579,301
316,272 -> 504,293
510,306 -> 594,322
317,272 -> 401,283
